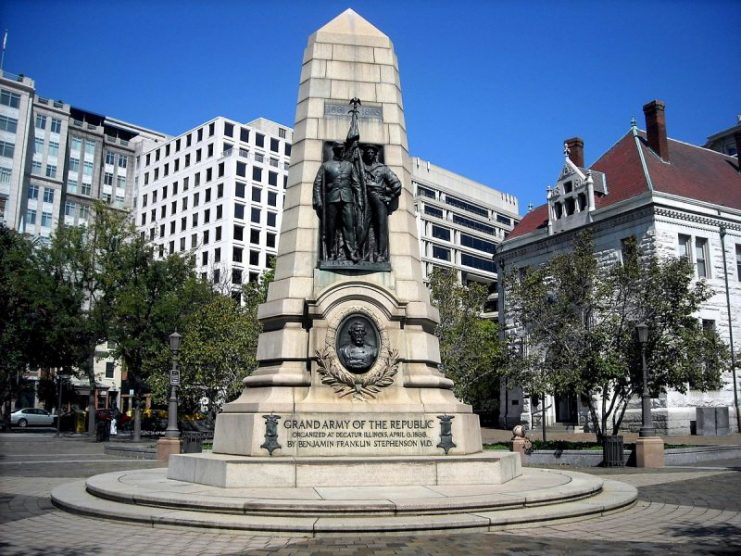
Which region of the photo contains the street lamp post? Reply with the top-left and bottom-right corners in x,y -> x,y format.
165,332 -> 181,439
636,323 -> 656,437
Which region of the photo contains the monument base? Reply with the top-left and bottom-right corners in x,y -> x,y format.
167,451 -> 520,488
212,411 -> 482,457
635,437 -> 665,468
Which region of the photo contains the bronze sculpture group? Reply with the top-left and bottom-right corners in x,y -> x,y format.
313,98 -> 402,268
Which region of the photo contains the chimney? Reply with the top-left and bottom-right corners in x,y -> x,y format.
643,100 -> 669,161
565,137 -> 584,167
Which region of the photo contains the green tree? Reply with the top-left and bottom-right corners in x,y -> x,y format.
147,268 -> 273,423
0,225 -> 85,422
506,232 -> 729,441
428,267 -> 504,411
39,205 -> 134,434
104,236 -> 211,439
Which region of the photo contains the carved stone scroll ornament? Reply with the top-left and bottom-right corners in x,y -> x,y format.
315,345 -> 400,401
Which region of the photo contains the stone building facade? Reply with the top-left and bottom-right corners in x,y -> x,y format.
496,100 -> 741,435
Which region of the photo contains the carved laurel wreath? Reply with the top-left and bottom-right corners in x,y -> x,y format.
316,345 -> 400,401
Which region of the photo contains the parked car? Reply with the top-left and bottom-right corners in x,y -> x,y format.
10,408 -> 56,428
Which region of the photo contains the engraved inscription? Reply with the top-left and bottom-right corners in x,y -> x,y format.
324,102 -> 383,119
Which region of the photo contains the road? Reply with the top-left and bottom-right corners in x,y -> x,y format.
1,431 -> 740,555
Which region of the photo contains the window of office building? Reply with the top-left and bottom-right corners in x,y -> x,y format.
251,186 -> 261,202
202,251 -> 208,266
252,166 -> 262,182
209,122 -> 215,136
250,229 -> 260,244
417,185 -> 435,199
169,221 -> 175,234
204,208 -> 210,223
233,246 -> 243,262
105,151 -> 115,165
0,140 -> 14,158
235,182 -> 245,198
43,188 -> 54,203
232,268 -> 242,284
192,213 -> 198,226
268,191 -> 277,206
0,89 -> 21,108
254,153 -> 264,163
0,115 -> 17,133
285,143 -> 292,156
65,201 -> 76,216
203,230 -> 210,244
424,205 -> 443,219
251,207 -> 261,223
431,225 -> 450,242
224,122 -> 234,137
268,171 -> 278,186
737,245 -> 741,281
26,209 -> 37,225
234,224 -> 244,241
35,114 -> 47,129
452,213 -> 495,236
51,118 -> 61,133
240,127 -> 249,143
267,211 -> 276,227
180,237 -> 186,251
234,203 -> 245,220
31,160 -> 42,174
270,138 -> 279,152
206,168 -> 212,181
250,250 -> 260,266
460,233 -> 496,254
256,133 -> 265,148
236,161 -> 246,177
104,172 -> 113,185
216,204 -> 223,219
193,192 -> 199,206
205,188 -> 211,203
41,212 -> 52,227
266,232 -> 276,248
27,185 -> 39,199
461,253 -> 495,273
432,245 -> 451,261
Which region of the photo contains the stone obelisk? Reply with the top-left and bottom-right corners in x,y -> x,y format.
211,9 -> 481,457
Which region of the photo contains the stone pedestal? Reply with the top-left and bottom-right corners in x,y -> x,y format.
156,438 -> 181,463
512,437 -> 527,460
635,437 -> 664,468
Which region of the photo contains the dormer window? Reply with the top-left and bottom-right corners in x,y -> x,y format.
564,181 -> 573,194
578,193 -> 587,211
554,202 -> 563,219
565,198 -> 576,216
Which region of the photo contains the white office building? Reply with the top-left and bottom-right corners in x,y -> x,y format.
135,117 -> 293,299
0,69 -> 166,239
411,157 -> 519,315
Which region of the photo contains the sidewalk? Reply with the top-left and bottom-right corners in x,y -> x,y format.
2,433 -> 740,554
481,427 -> 741,446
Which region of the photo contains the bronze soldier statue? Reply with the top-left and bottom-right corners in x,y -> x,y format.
313,142 -> 363,262
361,145 -> 401,262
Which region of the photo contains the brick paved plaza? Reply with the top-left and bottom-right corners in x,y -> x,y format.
1,432 -> 740,555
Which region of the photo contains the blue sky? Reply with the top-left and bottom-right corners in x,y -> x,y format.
1,0 -> 739,214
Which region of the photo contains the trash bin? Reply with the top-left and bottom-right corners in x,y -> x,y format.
602,435 -> 624,467
95,419 -> 111,442
181,431 -> 204,453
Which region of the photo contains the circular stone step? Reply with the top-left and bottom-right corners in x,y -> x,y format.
51,467 -> 637,535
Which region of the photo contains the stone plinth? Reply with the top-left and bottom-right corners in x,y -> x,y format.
168,451 -> 520,489
156,438 -> 181,463
635,437 -> 664,468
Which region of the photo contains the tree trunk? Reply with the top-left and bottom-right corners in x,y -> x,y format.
132,393 -> 141,442
86,352 -> 96,436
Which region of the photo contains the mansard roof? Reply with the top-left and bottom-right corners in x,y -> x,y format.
508,130 -> 741,240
